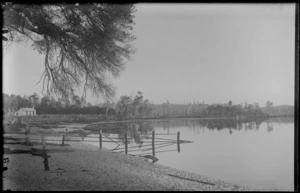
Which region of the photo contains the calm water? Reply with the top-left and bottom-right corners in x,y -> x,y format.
84,117 -> 294,191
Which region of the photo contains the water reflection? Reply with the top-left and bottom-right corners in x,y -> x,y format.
86,116 -> 294,146
83,117 -> 294,191
266,121 -> 274,133
87,122 -> 154,146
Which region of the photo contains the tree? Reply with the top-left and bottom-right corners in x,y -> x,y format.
55,100 -> 63,109
265,101 -> 273,108
166,100 -> 170,117
40,96 -> 51,108
253,102 -> 260,117
139,99 -> 152,118
49,96 -> 57,108
72,95 -> 81,107
29,93 -> 39,108
3,94 -> 11,114
16,95 -> 32,108
8,94 -> 19,112
246,104 -> 254,116
133,92 -> 152,118
115,92 -> 152,119
116,95 -> 132,119
3,3 -> 136,101
132,91 -> 143,117
265,101 -> 273,116
104,100 -> 113,117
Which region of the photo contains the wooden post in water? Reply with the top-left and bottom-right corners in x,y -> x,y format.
42,135 -> 49,171
152,130 -> 155,156
125,131 -> 128,155
177,131 -> 180,153
99,130 -> 102,149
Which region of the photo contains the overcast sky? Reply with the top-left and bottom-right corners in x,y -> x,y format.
3,3 -> 295,106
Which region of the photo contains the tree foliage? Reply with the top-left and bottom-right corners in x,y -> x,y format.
3,3 -> 136,100
115,91 -> 152,119
4,91 -> 270,119
265,101 -> 273,108
3,93 -> 115,115
265,100 -> 273,116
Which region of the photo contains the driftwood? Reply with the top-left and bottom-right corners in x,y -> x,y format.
167,174 -> 215,186
141,155 -> 159,164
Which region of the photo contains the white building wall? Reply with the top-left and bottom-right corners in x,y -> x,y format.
14,110 -> 36,116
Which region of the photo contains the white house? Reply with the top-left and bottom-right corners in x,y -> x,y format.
14,108 -> 36,116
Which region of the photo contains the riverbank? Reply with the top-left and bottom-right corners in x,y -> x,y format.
3,141 -> 261,191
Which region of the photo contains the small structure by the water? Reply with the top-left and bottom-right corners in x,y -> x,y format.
14,108 -> 36,116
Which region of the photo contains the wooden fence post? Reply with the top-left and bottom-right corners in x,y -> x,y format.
18,117 -> 22,124
62,135 -> 65,146
152,130 -> 155,156
125,131 -> 128,155
177,131 -> 180,152
25,124 -> 31,146
99,130 -> 102,149
42,135 -> 49,171
65,129 -> 68,145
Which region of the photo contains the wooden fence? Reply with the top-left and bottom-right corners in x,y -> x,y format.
4,124 -> 192,171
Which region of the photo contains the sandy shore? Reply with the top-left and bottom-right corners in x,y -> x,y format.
2,140 -> 262,191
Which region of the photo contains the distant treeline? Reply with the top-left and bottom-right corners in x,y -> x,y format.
260,105 -> 294,117
35,106 -> 116,115
3,93 -> 115,116
3,92 -> 293,118
149,101 -> 266,118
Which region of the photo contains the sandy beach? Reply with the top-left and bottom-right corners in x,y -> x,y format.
3,140 -> 261,191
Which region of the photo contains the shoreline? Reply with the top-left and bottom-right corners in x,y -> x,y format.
6,114 -> 293,127
82,116 -> 281,125
3,141 -> 262,191
53,115 -> 294,126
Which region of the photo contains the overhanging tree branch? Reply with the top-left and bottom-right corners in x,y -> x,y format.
3,3 -> 136,101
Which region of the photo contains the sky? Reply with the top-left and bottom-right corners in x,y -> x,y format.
2,3 -> 295,106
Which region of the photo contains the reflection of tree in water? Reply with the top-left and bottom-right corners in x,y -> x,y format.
268,116 -> 294,124
237,121 -> 243,130
266,121 -> 274,133
244,122 -> 255,130
87,117 -> 270,144
154,117 -> 267,133
255,120 -> 262,130
102,122 -> 154,145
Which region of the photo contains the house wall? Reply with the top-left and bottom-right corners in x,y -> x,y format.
15,110 -> 26,116
28,111 -> 36,115
14,110 -> 36,116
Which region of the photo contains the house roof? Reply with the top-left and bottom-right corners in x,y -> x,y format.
18,108 -> 36,111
